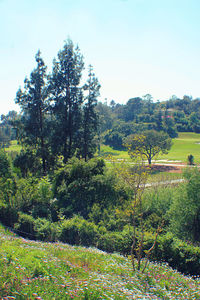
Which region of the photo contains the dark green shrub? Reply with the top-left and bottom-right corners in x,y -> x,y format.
34,218 -> 58,242
97,228 -> 200,275
97,230 -> 131,255
151,233 -> 200,275
14,213 -> 36,239
0,200 -> 18,227
53,158 -> 128,218
13,149 -> 41,177
0,150 -> 12,178
187,154 -> 194,165
58,216 -> 99,247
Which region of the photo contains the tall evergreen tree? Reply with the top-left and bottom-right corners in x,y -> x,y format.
81,65 -> 100,161
15,51 -> 49,175
49,39 -> 84,162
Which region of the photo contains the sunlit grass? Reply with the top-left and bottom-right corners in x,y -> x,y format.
100,132 -> 200,164
158,132 -> 200,163
0,223 -> 199,299
5,140 -> 21,153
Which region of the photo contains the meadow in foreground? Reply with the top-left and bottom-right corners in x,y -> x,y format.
0,224 -> 199,300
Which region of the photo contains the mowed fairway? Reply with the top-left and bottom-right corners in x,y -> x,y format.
101,132 -> 200,164
158,132 -> 200,163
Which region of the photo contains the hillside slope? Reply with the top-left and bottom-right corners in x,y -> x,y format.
0,224 -> 199,299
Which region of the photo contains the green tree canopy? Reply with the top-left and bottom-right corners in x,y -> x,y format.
125,130 -> 172,165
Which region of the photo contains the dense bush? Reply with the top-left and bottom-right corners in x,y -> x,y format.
151,233 -> 200,275
97,229 -> 200,276
58,216 -> 99,247
34,218 -> 58,242
0,150 -> 12,178
0,199 -> 18,227
53,158 -> 128,218
14,213 -> 36,239
169,168 -> 200,242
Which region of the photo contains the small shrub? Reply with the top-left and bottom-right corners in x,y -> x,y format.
14,213 -> 36,239
58,216 -> 99,247
34,218 -> 58,242
187,154 -> 194,165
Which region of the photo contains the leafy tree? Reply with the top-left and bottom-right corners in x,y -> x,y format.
125,130 -> 172,165
95,101 -> 113,154
143,94 -> 154,115
189,112 -> 200,133
81,65 -> 100,161
163,111 -> 178,138
120,97 -> 143,122
154,109 -> 163,131
15,51 -> 50,175
49,39 -> 84,162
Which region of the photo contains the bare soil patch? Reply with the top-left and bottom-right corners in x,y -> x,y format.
150,164 -> 186,173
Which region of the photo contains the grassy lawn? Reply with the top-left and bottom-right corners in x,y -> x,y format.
100,132 -> 200,164
4,140 -> 21,153
158,132 -> 200,163
0,223 -> 200,299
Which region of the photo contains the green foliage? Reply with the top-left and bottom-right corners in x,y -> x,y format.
53,157 -> 127,218
58,216 -> 99,246
104,121 -> 147,150
80,65 -> 100,161
13,149 -> 41,177
188,154 -> 194,165
0,199 -> 18,227
0,150 -> 12,178
0,111 -> 18,148
0,153 -> 17,226
152,232 -> 200,275
14,213 -> 36,239
169,168 -> 200,242
125,130 -> 172,164
142,186 -> 174,230
15,51 -> 51,175
34,218 -> 58,241
14,176 -> 54,220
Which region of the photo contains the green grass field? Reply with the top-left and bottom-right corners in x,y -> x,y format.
7,132 -> 200,163
101,132 -> 200,164
158,132 -> 200,163
0,223 -> 200,299
5,140 -> 21,153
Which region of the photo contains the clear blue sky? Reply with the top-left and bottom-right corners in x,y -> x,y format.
1,0 -> 200,114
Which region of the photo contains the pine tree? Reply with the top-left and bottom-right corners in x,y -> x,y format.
15,51 -> 49,175
81,65 -> 100,161
49,39 -> 84,162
